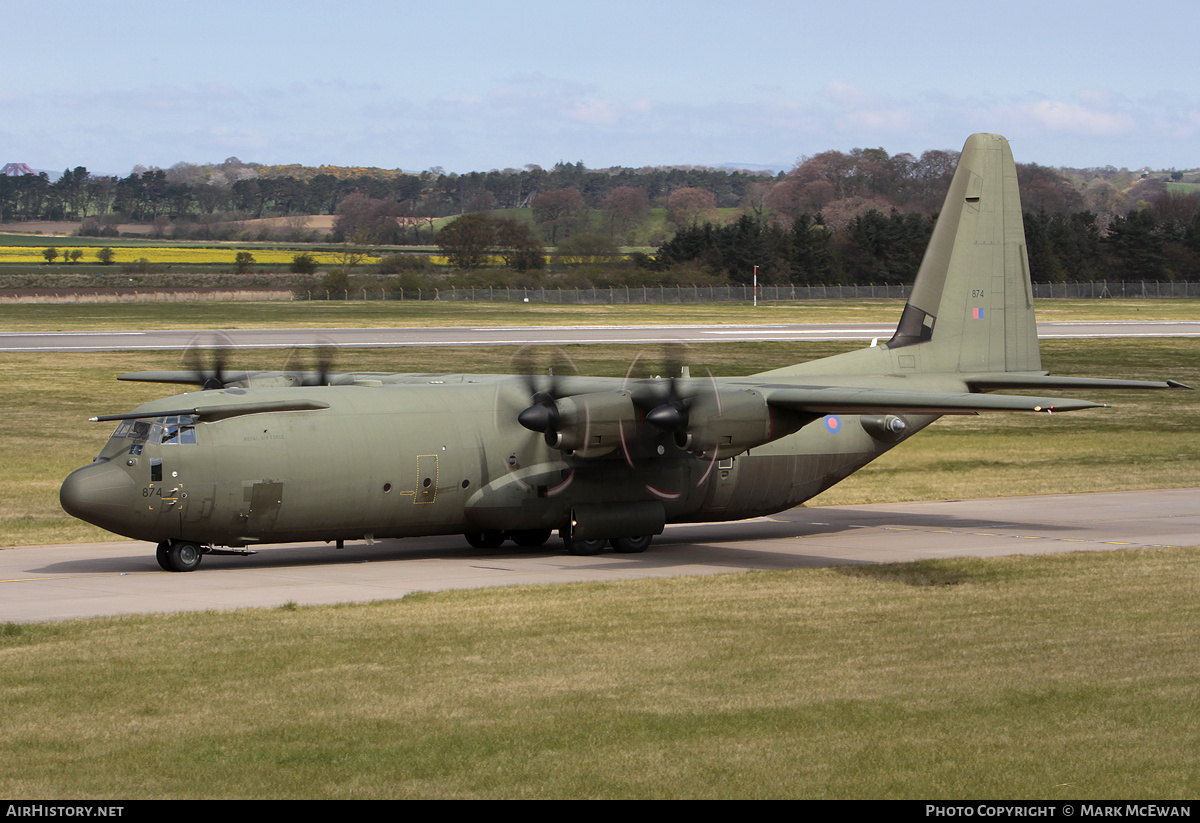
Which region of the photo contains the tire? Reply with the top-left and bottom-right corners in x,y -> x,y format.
509,528 -> 552,548
563,536 -> 606,556
464,531 -> 505,549
610,535 -> 652,553
167,541 -> 203,572
155,542 -> 173,571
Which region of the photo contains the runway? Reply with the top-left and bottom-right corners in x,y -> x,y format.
3,320 -> 1200,352
3,488 -> 1197,623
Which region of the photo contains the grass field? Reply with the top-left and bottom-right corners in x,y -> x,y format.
1,301 -> 1197,798
1,548 -> 1197,798
3,334 -> 1197,548
1,297 -> 1199,331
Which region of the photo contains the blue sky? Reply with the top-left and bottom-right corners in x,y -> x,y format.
4,0 -> 1197,176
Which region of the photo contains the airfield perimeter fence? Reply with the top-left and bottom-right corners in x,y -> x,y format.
5,281 -> 1200,304
303,280 -> 1200,303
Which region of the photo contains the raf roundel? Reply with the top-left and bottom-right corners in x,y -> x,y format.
824,415 -> 842,434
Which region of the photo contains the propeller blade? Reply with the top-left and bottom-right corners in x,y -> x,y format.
180,332 -> 236,389
299,342 -> 336,386
509,346 -> 578,447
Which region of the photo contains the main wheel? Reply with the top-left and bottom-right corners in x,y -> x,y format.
610,535 -> 652,553
166,540 -> 203,572
561,530 -> 606,556
509,528 -> 552,548
464,531 -> 505,549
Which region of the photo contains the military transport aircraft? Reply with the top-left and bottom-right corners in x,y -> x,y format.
61,134 -> 1188,571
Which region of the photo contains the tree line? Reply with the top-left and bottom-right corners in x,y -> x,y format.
4,146 -> 1200,282
0,159 -> 771,227
643,202 -> 1200,286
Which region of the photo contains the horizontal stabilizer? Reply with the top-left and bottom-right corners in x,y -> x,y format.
764,386 -> 1106,415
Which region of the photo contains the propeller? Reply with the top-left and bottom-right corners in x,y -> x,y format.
281,341 -> 337,386
629,342 -> 716,451
180,332 -> 239,390
620,343 -> 724,494
512,347 -> 577,447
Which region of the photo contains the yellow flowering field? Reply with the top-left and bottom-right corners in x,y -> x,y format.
0,246 -> 386,266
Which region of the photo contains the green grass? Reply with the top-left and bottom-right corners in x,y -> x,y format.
3,337 -> 1197,547
1,548 -> 1197,798
3,305 -> 1197,799
0,297 -> 1198,331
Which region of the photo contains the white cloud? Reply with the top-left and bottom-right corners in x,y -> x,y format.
1021,99 -> 1136,136
565,97 -> 621,126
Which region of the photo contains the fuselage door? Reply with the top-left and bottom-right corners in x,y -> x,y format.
416,454 -> 438,504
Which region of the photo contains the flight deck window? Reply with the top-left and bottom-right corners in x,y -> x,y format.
113,420 -> 152,442
112,416 -> 196,446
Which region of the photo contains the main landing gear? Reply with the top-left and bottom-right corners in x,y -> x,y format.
464,529 -> 554,550
559,531 -> 653,556
462,530 -> 654,556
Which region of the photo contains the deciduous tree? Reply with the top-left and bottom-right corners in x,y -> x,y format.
600,186 -> 650,240
437,213 -> 496,270
531,188 -> 587,244
666,187 -> 716,229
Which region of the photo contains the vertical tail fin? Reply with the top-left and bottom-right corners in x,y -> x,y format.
760,133 -> 1044,381
886,133 -> 1041,374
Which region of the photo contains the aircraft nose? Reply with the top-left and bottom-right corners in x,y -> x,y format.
60,460 -> 136,532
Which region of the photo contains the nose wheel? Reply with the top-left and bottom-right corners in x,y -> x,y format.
156,540 -> 205,572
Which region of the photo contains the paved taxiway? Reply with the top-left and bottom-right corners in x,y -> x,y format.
3,488 -> 1197,623
4,320 -> 1200,352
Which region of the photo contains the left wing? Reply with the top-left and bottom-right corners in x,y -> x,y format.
760,385 -> 1107,415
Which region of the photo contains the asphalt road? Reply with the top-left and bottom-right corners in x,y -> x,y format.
3,320 -> 1200,352
4,488 -> 1197,623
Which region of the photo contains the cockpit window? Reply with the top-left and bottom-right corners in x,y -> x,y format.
112,419 -> 152,442
111,415 -> 197,446
158,415 -> 198,445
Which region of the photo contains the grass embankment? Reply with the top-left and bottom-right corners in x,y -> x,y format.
1,547 -> 1197,798
3,334 -> 1197,547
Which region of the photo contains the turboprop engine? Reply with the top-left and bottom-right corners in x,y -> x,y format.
646,387 -> 811,459
518,390 -> 636,458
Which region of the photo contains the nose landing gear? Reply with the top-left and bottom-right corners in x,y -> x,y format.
156,540 -> 204,572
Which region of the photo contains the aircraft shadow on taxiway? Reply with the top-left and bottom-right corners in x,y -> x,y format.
35,507 -> 1083,577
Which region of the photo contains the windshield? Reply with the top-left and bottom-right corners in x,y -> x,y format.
100,415 -> 198,459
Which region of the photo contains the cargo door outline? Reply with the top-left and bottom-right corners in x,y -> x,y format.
246,481 -> 284,533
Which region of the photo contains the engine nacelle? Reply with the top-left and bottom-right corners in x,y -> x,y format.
546,391 -> 636,458
676,389 -> 806,459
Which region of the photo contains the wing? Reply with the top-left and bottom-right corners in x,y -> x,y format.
760,385 -> 1107,415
